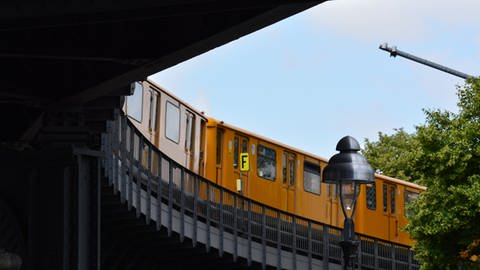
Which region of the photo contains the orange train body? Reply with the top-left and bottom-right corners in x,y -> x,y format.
123,80 -> 426,247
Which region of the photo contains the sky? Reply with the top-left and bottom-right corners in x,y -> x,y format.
149,0 -> 480,159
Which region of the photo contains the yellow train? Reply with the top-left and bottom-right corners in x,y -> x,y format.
123,80 -> 426,247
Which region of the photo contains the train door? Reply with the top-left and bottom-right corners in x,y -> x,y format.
383,183 -> 398,241
215,129 -> 224,185
327,184 -> 341,226
281,152 -> 296,213
184,111 -> 195,171
233,135 -> 249,195
198,119 -> 207,177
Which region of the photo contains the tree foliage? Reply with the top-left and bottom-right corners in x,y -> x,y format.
362,78 -> 480,269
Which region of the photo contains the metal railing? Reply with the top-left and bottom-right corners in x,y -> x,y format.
102,113 -> 420,270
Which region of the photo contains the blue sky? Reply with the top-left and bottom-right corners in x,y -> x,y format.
149,0 -> 480,159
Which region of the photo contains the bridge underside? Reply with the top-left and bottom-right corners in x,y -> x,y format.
0,1 -> 326,269
0,0 -> 323,142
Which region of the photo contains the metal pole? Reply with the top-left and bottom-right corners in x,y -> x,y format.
379,43 -> 474,79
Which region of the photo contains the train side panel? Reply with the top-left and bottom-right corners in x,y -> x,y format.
123,81 -> 207,175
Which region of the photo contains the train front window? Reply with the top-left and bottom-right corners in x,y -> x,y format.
126,82 -> 143,122
257,144 -> 276,181
303,162 -> 320,195
404,190 -> 419,217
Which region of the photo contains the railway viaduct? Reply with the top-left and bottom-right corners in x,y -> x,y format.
0,1 -> 326,269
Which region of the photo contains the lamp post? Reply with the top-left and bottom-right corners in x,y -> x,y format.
322,136 -> 374,270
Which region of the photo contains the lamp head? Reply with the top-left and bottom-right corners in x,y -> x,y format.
322,136 -> 374,185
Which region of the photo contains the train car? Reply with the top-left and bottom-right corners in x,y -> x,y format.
123,80 -> 208,176
124,79 -> 426,247
203,117 -> 426,246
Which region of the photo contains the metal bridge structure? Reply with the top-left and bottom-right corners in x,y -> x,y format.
98,113 -> 420,270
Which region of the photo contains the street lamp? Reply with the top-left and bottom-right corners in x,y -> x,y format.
322,136 -> 374,270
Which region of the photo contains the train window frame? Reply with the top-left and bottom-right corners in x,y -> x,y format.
126,82 -> 143,122
257,144 -> 277,181
165,101 -> 180,144
366,183 -> 376,210
303,161 -> 321,195
404,190 -> 419,217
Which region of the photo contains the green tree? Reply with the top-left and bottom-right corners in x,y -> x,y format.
363,78 -> 480,269
363,128 -> 423,182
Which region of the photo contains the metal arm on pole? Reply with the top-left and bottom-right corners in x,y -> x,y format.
379,43 -> 474,80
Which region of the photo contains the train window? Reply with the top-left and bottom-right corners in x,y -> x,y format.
289,159 -> 295,186
366,183 -> 376,210
148,91 -> 159,130
241,139 -> 247,153
257,144 -> 276,181
185,112 -> 195,151
126,82 -> 143,122
282,153 -> 287,184
383,184 -> 387,212
303,162 -> 320,195
390,186 -> 396,214
234,137 -> 239,168
404,190 -> 419,217
165,101 -> 180,143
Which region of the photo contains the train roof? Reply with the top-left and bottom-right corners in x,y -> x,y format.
209,117 -> 427,191
146,80 -> 208,120
209,116 -> 329,163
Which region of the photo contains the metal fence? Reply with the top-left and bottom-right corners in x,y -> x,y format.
102,114 -> 420,270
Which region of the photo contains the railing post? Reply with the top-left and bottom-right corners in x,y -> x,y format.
408,248 -> 413,270
276,210 -> 281,270
120,116 -> 127,203
180,167 -> 185,243
262,205 -> 266,270
374,239 -> 379,269
156,153 -> 162,231
146,145 -> 152,225
392,244 -> 396,270
135,136 -> 143,218
357,238 -> 362,269
112,116 -> 119,193
206,181 -> 211,253
127,127 -> 134,211
192,175 -> 198,247
168,159 -> 173,237
247,199 -> 252,266
292,216 -> 297,270
323,224 -> 329,270
233,195 -> 238,262
218,189 -> 224,258
105,122 -> 113,185
308,221 -> 312,270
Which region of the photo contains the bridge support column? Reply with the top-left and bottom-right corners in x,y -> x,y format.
0,147 -> 101,270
